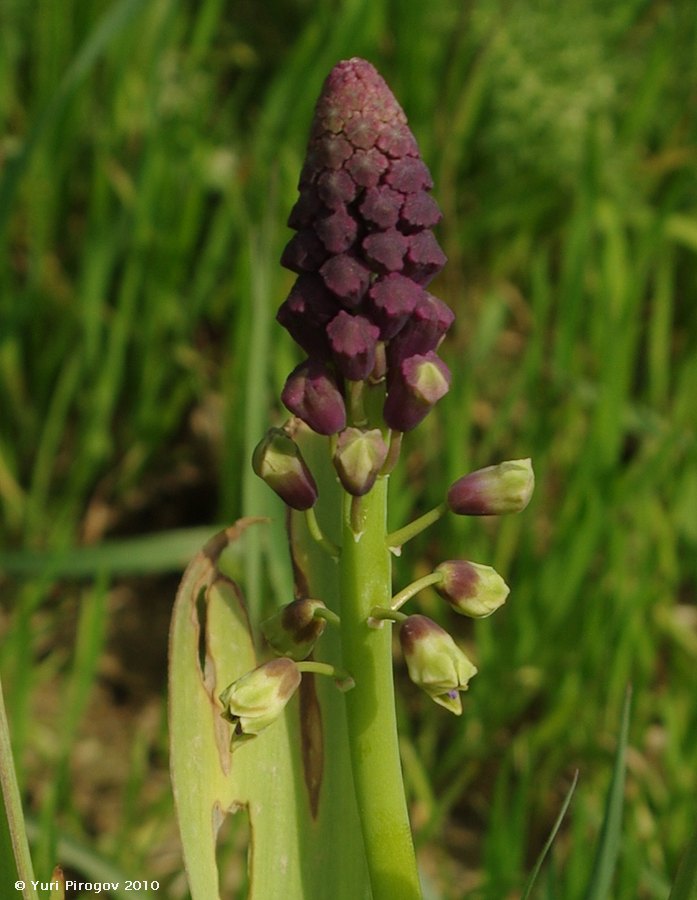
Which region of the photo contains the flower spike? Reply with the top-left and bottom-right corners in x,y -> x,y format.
278,58 -> 453,433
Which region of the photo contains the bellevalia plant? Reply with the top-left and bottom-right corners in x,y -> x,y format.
169,59 -> 533,900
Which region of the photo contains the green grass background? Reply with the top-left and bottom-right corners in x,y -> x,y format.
1,0 -> 696,897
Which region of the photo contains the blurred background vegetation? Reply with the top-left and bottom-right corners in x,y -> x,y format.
1,0 -> 696,897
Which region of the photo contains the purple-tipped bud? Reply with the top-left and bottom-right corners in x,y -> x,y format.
252,428 -> 318,510
403,231 -> 447,285
400,192 -> 442,230
447,459 -> 535,516
387,292 -> 455,366
383,351 -> 451,431
219,658 -> 301,749
261,598 -> 329,661
399,615 -> 477,715
314,208 -> 359,254
367,274 -> 423,339
332,427 -> 389,496
280,229 -> 328,273
435,560 -> 510,618
359,185 -> 403,229
276,274 -> 336,359
282,359 -> 347,435
362,229 -> 408,273
326,311 -> 380,381
319,253 -> 372,308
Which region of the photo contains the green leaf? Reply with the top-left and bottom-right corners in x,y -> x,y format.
0,675 -> 41,900
583,686 -> 632,900
0,526 -> 225,578
169,517 -> 370,899
520,771 -> 578,900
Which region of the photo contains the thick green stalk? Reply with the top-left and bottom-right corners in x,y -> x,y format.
339,477 -> 422,900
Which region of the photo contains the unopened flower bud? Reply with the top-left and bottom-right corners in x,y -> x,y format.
333,427 -> 389,496
447,458 -> 534,516
435,560 -> 510,618
383,351 -> 451,431
219,658 -> 301,749
281,359 -> 347,435
261,598 -> 329,661
326,311 -> 380,381
252,428 -> 318,510
399,615 -> 477,714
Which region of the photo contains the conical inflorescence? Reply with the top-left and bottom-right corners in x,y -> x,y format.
278,58 -> 453,434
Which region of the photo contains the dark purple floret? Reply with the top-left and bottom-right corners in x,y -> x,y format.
277,274 -> 337,358
281,230 -> 328,273
326,311 -> 380,381
383,351 -> 451,432
376,122 -> 419,158
317,169 -> 358,208
367,274 -> 423,339
287,188 -> 324,229
384,157 -> 433,193
362,230 -> 408,273
387,292 -> 455,365
315,208 -> 358,254
320,254 -> 372,308
402,231 -> 447,285
345,147 -> 389,188
400,192 -> 442,230
316,134 -> 353,169
282,359 -> 347,435
359,185 -> 403,229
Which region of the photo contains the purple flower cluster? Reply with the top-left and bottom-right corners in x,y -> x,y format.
278,58 -> 453,434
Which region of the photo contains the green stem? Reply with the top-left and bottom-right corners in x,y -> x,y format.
313,607 -> 341,627
386,502 -> 447,554
305,506 -> 341,559
339,477 -> 422,900
368,607 -> 408,626
389,572 -> 444,613
296,660 -> 354,690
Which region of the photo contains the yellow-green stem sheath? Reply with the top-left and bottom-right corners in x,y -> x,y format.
339,477 -> 422,900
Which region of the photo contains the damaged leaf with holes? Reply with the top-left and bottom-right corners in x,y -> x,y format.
168,519 -> 369,900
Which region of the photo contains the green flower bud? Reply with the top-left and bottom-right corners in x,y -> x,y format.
252,427 -> 318,510
435,560 -> 509,617
399,615 -> 477,715
261,598 -> 329,661
447,458 -> 534,516
219,658 -> 301,749
332,427 -> 389,496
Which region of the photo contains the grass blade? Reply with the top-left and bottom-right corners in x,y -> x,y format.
0,0 -> 147,235
0,675 -> 40,900
520,770 -> 579,900
583,686 -> 633,900
0,526 -> 224,578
